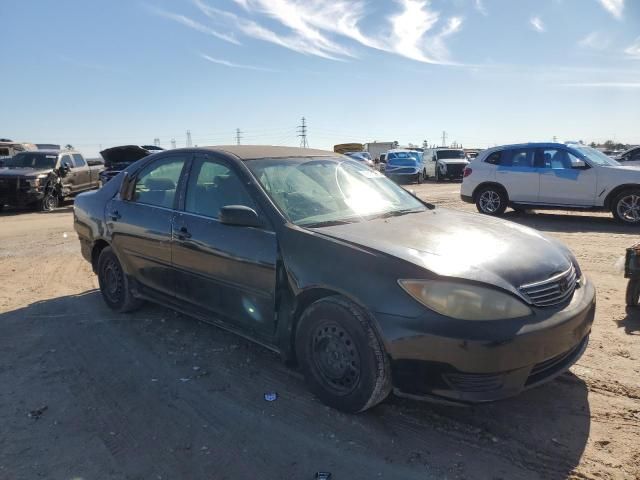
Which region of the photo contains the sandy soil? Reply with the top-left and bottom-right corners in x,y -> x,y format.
0,186 -> 638,480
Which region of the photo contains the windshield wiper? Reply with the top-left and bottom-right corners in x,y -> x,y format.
303,218 -> 358,228
372,208 -> 424,220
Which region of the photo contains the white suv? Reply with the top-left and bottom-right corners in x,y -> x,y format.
461,142 -> 640,224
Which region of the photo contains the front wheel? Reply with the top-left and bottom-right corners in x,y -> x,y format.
296,296 -> 392,413
40,192 -> 59,212
97,246 -> 144,313
626,279 -> 640,306
434,168 -> 441,183
612,190 -> 640,225
475,186 -> 507,216
416,170 -> 425,184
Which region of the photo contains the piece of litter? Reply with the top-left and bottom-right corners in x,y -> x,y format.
315,472 -> 332,480
264,392 -> 278,402
27,405 -> 48,420
179,378 -> 191,382
63,232 -> 68,238
192,366 -> 201,371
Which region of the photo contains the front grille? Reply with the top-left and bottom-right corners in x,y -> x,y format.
519,265 -> 577,307
443,372 -> 505,393
0,177 -> 19,201
443,163 -> 465,177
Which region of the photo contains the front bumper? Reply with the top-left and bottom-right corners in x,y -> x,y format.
0,188 -> 45,207
379,276 -> 596,403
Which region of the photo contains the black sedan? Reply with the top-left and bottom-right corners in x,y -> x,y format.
73,146 -> 595,412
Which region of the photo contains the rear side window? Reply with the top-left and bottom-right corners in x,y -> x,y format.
484,151 -> 502,165
500,149 -> 534,168
133,156 -> 186,208
72,154 -> 86,167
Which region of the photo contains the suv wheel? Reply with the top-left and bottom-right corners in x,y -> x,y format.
416,170 -> 425,184
476,186 -> 507,216
613,190 -> 640,224
97,246 -> 144,313
296,296 -> 392,413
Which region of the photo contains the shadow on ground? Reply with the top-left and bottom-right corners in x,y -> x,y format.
617,307 -> 640,335
501,210 -> 634,235
0,290 -> 590,479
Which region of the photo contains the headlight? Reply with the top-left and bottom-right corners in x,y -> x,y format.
398,280 -> 532,320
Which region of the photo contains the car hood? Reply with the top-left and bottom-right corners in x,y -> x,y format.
313,209 -> 572,295
100,145 -> 151,169
0,167 -> 51,178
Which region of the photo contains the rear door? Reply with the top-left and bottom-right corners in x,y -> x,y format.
72,154 -> 90,191
172,153 -> 278,337
107,154 -> 188,297
537,147 -> 597,206
495,148 -> 540,202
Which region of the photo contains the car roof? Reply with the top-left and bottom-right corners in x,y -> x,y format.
200,145 -> 336,160
492,142 -> 579,150
386,148 -> 418,153
15,149 -> 66,155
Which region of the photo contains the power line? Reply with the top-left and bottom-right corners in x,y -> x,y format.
297,116 -> 308,148
236,128 -> 242,145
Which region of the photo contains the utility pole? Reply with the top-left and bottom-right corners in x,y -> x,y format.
186,130 -> 192,148
553,135 -> 558,143
171,138 -> 176,149
297,117 -> 308,148
236,128 -> 242,145
153,138 -> 160,147
441,131 -> 447,147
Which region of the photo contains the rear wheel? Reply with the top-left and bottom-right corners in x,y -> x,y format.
416,170 -> 425,184
434,168 -> 441,183
475,185 -> 507,216
97,246 -> 143,313
612,190 -> 640,225
626,279 -> 640,306
296,296 -> 392,413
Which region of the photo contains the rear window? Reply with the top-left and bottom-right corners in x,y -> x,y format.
485,151 -> 502,164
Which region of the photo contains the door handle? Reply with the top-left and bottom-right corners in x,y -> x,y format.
109,210 -> 121,221
176,226 -> 192,240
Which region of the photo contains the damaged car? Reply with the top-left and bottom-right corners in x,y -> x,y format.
0,150 -> 103,211
74,146 -> 595,412
99,145 -> 164,185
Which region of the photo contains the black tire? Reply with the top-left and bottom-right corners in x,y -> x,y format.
434,168 -> 441,183
612,190 -> 640,225
626,279 -> 640,306
40,192 -> 59,212
416,170 -> 424,184
295,296 -> 392,413
97,246 -> 143,313
475,185 -> 508,216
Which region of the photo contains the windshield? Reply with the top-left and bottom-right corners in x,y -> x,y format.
246,157 -> 426,226
5,152 -> 57,169
573,146 -> 620,166
437,150 -> 466,160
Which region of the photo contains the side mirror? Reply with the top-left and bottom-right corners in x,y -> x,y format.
572,159 -> 588,169
58,162 -> 71,176
219,205 -> 262,228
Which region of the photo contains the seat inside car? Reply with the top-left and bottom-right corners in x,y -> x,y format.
139,177 -> 176,208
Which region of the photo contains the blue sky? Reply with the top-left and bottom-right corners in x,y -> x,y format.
2,0 -> 639,156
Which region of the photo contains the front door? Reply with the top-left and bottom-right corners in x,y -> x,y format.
107,154 -> 187,297
72,154 -> 90,190
537,148 -> 597,206
59,154 -> 78,193
495,148 -> 540,202
171,154 -> 278,337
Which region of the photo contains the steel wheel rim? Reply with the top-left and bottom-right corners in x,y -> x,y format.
480,190 -> 500,213
311,321 -> 361,395
102,258 -> 123,303
45,194 -> 57,211
617,195 -> 640,223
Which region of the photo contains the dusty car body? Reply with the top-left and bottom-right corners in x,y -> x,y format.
73,146 -> 595,412
0,150 -> 103,211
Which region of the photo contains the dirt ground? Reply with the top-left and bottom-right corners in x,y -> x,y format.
0,183 -> 639,480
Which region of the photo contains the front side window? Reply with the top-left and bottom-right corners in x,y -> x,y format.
185,158 -> 256,219
537,148 -> 583,170
133,156 -> 186,208
247,157 -> 426,226
61,154 -> 75,168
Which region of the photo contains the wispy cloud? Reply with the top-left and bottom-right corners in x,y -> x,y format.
59,55 -> 110,72
148,6 -> 240,45
560,82 -> 640,88
474,0 -> 487,16
193,0 -> 464,65
597,0 -> 624,19
200,53 -> 275,71
530,16 -> 545,33
578,31 -> 611,50
625,37 -> 640,58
